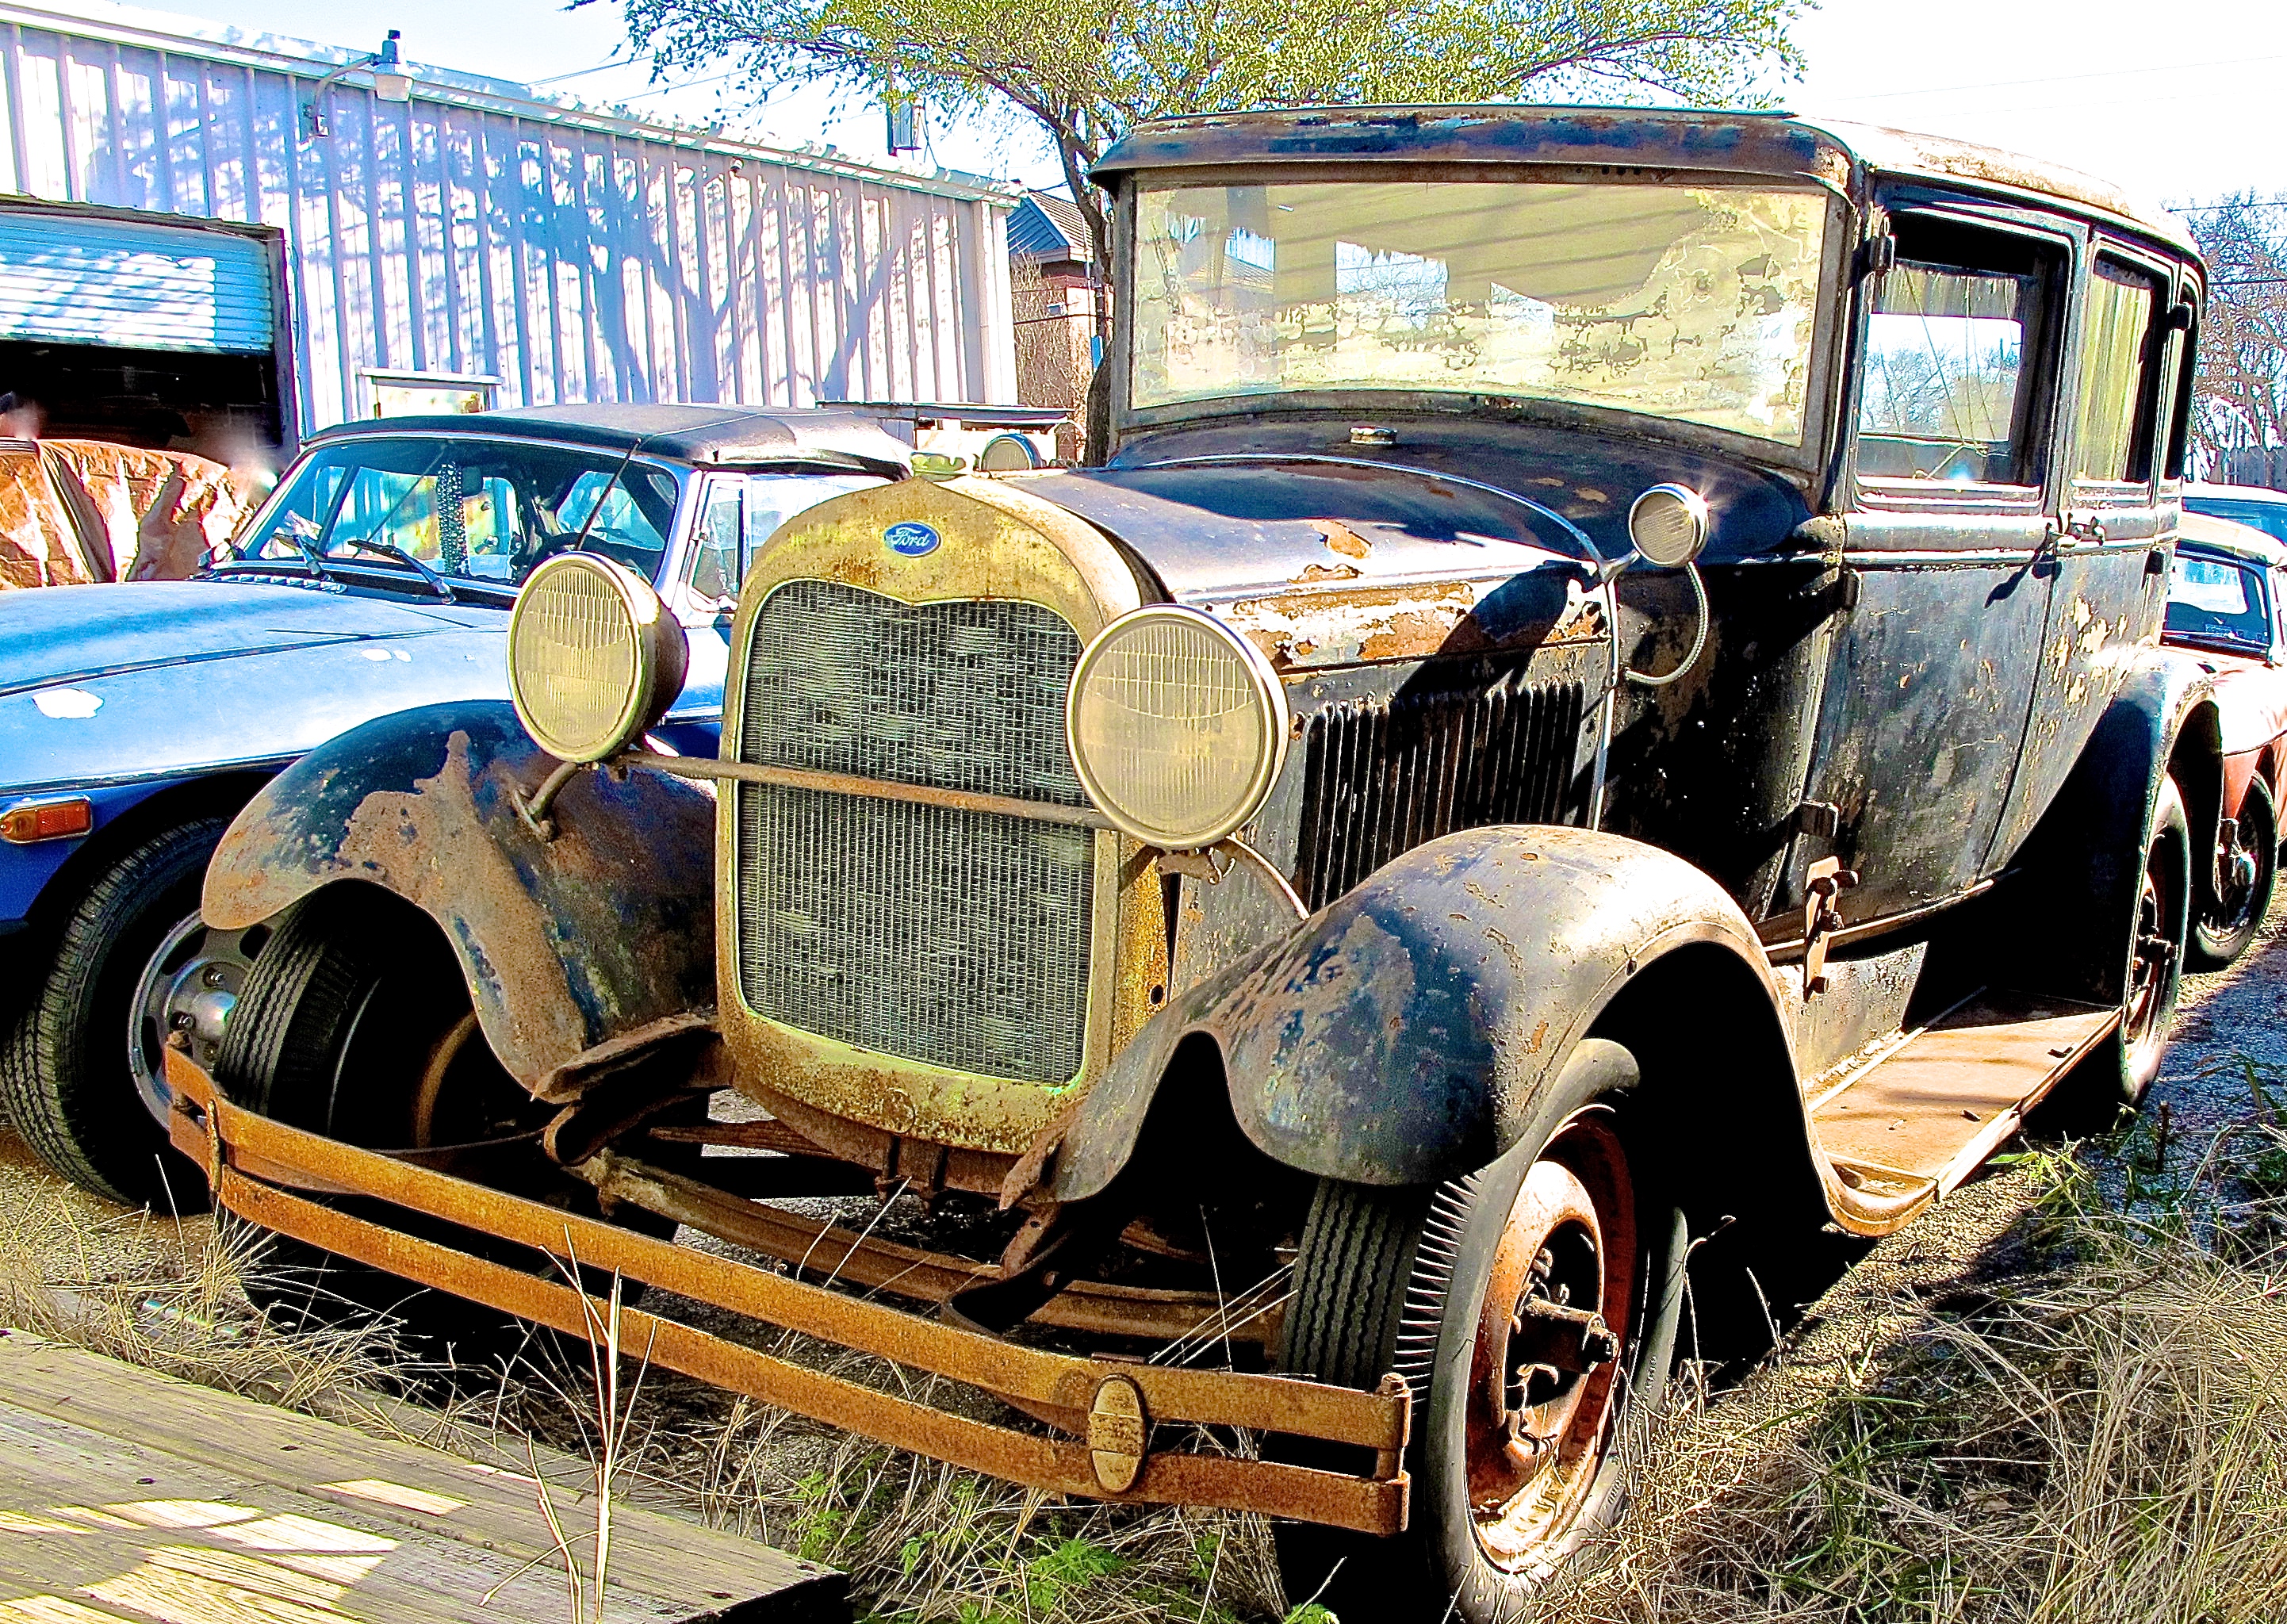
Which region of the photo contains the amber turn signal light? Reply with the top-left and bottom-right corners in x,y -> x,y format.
0,796 -> 94,844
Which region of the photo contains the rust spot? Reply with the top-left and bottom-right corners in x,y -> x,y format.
1525,1019 -> 1550,1054
1293,561 -> 1365,584
1315,519 -> 1373,561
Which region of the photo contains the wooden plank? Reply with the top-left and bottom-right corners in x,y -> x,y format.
0,1331 -> 845,1623
1812,990 -> 2115,1187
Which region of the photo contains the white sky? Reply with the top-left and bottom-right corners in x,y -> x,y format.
98,0 -> 2287,206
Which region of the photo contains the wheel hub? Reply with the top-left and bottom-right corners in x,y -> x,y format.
130,914 -> 254,1128
1464,1115 -> 1636,1568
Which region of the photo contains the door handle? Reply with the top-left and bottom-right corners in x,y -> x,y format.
2059,511 -> 2109,545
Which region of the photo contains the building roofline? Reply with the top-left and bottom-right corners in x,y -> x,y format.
0,0 -> 1017,205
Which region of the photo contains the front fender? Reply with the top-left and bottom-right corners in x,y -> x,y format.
1052,825 -> 1791,1197
204,702 -> 716,1094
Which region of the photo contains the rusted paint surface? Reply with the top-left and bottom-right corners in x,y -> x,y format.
203,702 -> 716,1093
167,1051 -> 1409,1534
1052,825 -> 1792,1197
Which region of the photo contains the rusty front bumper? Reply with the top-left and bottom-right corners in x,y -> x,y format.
164,1052 -> 1409,1534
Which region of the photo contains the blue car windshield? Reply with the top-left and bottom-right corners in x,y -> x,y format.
234,436 -> 682,587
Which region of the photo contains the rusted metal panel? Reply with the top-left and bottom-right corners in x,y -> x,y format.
166,1050 -> 1409,1534
202,703 -> 715,1092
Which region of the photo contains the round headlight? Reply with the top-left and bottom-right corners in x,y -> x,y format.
1067,606 -> 1289,850
508,553 -> 688,764
1627,484 -> 1710,569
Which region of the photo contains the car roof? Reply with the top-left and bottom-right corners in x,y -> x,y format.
2186,482 -> 2287,508
2178,509 -> 2287,569
308,403 -> 914,472
1094,105 -> 2196,260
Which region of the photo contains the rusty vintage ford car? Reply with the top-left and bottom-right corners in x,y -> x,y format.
174,109 -> 2211,1618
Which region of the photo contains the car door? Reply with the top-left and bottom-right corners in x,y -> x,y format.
1986,242 -> 2189,867
1787,204 -> 2072,930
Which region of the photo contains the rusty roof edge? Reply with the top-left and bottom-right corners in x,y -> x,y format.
1094,104 -> 2194,260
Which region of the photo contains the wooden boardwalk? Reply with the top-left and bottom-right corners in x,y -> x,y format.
0,1330 -> 845,1622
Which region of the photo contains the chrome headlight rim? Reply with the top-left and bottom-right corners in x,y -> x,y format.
1066,603 -> 1291,851
1626,482 -> 1710,569
507,551 -> 686,765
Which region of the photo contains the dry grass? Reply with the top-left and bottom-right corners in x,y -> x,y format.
1519,1100 -> 2287,1624
7,1085 -> 2286,1624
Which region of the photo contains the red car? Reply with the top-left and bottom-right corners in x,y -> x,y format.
2165,509 -> 2287,964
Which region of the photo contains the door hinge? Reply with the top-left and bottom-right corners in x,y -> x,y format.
1802,856 -> 1861,997
1792,800 -> 1842,838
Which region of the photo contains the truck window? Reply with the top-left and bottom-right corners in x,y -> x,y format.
1856,222 -> 2058,491
2071,258 -> 2162,488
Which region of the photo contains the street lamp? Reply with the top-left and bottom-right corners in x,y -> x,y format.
303,30 -> 412,140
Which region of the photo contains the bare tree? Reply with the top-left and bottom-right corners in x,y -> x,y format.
2185,194 -> 2287,476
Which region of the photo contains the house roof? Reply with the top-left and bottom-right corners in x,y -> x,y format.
308,404 -> 915,472
1009,192 -> 1095,263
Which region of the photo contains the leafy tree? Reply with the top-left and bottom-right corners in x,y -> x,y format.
600,0 -> 1805,448
2185,195 -> 2287,477
608,0 -> 1799,279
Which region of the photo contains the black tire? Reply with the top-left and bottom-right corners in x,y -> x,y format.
2042,776 -> 2190,1135
2189,779 -> 2275,970
1272,1039 -> 1687,1623
0,818 -> 232,1208
214,886 -> 668,1369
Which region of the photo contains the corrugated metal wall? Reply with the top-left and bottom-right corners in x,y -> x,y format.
0,4 -> 1017,436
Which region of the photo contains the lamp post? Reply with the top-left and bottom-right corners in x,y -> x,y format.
303,30 -> 412,140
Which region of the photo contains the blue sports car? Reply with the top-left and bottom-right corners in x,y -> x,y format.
0,403 -> 904,1206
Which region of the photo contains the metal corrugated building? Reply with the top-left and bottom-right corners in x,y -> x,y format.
0,0 -> 1018,448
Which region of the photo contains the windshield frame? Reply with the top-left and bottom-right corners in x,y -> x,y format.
1112,162 -> 1852,470
215,431 -> 690,599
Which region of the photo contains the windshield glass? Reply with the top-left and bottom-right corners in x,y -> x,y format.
1132,179 -> 1829,443
2166,550 -> 2271,649
2186,496 -> 2287,548
234,437 -> 683,588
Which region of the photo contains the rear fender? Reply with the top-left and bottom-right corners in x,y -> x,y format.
1051,825 -> 1799,1197
2002,649 -> 2219,1005
203,702 -> 716,1095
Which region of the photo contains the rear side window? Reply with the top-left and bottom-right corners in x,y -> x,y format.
2166,551 -> 2270,648
1856,221 -> 2058,490
2072,259 -> 2162,487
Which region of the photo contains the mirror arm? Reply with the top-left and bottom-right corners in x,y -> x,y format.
1623,561 -> 1710,688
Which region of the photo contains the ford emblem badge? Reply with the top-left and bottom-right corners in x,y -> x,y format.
883,522 -> 940,557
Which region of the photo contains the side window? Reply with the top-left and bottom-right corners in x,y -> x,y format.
2071,257 -> 2162,491
690,482 -> 743,603
1856,220 -> 2059,492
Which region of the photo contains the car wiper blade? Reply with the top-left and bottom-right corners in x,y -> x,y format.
334,534 -> 456,602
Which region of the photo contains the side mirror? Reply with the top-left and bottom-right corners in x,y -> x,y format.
1626,484 -> 1710,569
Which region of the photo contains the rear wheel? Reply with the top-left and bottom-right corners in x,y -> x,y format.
2044,776 -> 2189,1134
2,818 -> 238,1208
214,887 -> 668,1366
1272,1040 -> 1686,1622
2189,779 -> 2275,969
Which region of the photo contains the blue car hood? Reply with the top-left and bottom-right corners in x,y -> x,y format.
0,580 -> 513,793
0,579 -> 500,696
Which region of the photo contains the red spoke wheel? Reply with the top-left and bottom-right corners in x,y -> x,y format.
1273,1039 -> 1686,1623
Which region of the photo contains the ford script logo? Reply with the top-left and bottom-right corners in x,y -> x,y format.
883,522 -> 940,557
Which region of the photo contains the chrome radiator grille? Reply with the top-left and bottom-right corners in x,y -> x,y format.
734,580 -> 1093,1084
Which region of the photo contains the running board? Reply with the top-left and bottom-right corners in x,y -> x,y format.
1811,988 -> 2117,1207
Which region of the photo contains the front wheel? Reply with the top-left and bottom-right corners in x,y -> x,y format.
1272,1040 -> 1686,1622
213,886 -> 668,1365
2189,779 -> 2275,970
